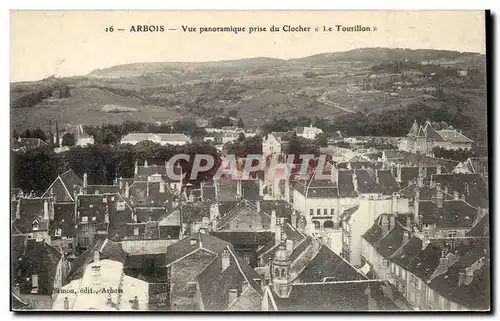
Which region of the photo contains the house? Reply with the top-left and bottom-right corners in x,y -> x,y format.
12,237 -> 69,310
166,233 -> 237,310
12,197 -> 55,243
399,120 -> 473,154
260,242 -> 411,311
361,214 -> 489,311
295,124 -> 323,140
53,258 -> 149,311
42,169 -> 83,202
121,133 -> 192,146
197,245 -> 263,311
59,124 -> 94,146
12,137 -> 49,152
454,157 -> 488,183
341,195 -> 410,266
262,132 -> 293,160
51,202 -> 77,255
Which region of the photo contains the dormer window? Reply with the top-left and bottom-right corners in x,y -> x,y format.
55,228 -> 62,236
32,220 -> 39,231
31,274 -> 38,294
82,216 -> 88,223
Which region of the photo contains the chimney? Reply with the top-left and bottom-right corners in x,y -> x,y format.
271,209 -> 276,232
460,193 -> 466,201
125,181 -> 130,198
402,231 -> 409,245
259,179 -> 264,197
406,215 -> 412,231
375,169 -> 379,185
222,249 -> 230,272
159,181 -> 165,193
397,164 -> 402,182
391,193 -> 398,214
190,237 -> 197,246
131,296 -> 139,310
465,268 -> 474,285
284,179 -> 290,202
214,179 -> 220,201
146,181 -> 150,197
119,177 -> 123,190
275,218 -> 282,245
83,173 -> 88,193
291,210 -> 297,228
134,161 -> 138,175
64,297 -> 69,310
256,200 -> 260,212
381,215 -> 389,235
352,172 -> 358,191
228,289 -> 238,305
16,200 -> 20,219
453,190 -> 459,200
458,272 -> 465,287
436,183 -> 443,208
144,160 -> 148,167
43,199 -> 49,220
436,165 -> 441,175
94,250 -> 100,263
312,234 -> 321,252
439,250 -> 449,270
237,179 -> 242,196
443,185 -> 448,195
389,214 -> 395,231
286,239 -> 294,256
199,228 -> 206,234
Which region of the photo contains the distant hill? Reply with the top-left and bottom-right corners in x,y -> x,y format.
10,47 -> 486,143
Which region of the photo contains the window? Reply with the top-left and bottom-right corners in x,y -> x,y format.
134,228 -> 139,236
317,209 -> 321,215
447,230 -> 457,238
92,217 -> 96,222
117,202 -> 125,211
32,221 -> 39,231
81,225 -> 88,233
111,196 -> 115,201
102,197 -> 107,203
55,228 -> 62,237
82,216 -> 88,223
330,209 -> 335,216
324,209 -> 328,215
309,209 -> 314,216
31,274 -> 38,293
187,282 -> 196,298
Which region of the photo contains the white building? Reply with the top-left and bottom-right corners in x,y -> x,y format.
262,132 -> 293,159
296,124 -> 323,140
58,124 -> 94,146
52,257 -> 149,311
121,133 -> 191,146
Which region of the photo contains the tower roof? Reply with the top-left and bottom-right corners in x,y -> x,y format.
274,244 -> 290,263
407,120 -> 419,137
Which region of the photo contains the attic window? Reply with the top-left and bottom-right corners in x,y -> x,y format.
55,228 -> 62,237
111,196 -> 115,202
103,198 -> 107,203
82,216 -> 88,223
89,204 -> 94,209
32,221 -> 39,231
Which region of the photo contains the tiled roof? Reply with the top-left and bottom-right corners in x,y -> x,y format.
135,207 -> 167,223
383,150 -> 458,170
438,130 -> 474,143
418,200 -> 477,229
12,197 -> 52,233
51,202 -> 76,239
210,231 -> 274,246
431,173 -> 488,208
13,239 -> 62,295
298,245 -> 366,283
467,157 -> 488,178
377,170 -> 400,195
389,236 -> 422,268
67,239 -> 127,281
128,181 -> 174,207
338,170 -> 357,197
466,215 -> 489,237
197,245 -> 262,310
355,169 -> 381,194
86,185 -> 120,195
216,200 -> 271,230
166,233 -> 232,266
272,280 -> 407,311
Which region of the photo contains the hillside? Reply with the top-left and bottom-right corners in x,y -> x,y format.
10,47 -> 487,142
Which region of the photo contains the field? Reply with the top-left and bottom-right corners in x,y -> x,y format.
10,47 -> 487,136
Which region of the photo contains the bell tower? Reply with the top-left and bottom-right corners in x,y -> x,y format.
272,243 -> 291,298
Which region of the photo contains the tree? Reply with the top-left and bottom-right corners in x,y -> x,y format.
237,118 -> 245,129
32,128 -> 47,141
12,129 -> 19,139
61,133 -> 75,146
315,133 -> 328,147
103,130 -> 119,145
211,116 -> 233,129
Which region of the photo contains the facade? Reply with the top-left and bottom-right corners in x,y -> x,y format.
295,124 -> 323,140
399,120 -> 473,155
262,132 -> 293,160
121,133 -> 192,146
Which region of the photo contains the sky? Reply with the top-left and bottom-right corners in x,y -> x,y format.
10,10 -> 486,82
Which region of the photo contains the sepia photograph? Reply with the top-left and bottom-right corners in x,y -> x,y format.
9,10 -> 490,312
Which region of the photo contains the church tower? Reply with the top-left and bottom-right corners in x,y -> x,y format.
272,243 -> 291,298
